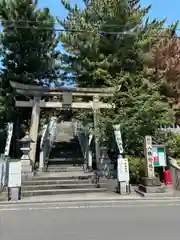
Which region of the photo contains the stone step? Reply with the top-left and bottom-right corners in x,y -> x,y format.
22,183 -> 107,191
22,179 -> 94,186
33,172 -> 95,181
22,188 -> 107,197
47,166 -> 84,172
47,164 -> 83,168
48,157 -> 83,162
48,158 -> 84,165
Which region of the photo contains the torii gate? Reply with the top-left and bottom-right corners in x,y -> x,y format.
10,81 -> 116,165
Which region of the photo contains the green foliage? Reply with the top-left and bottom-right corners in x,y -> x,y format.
127,155 -> 145,184
0,0 -> 59,123
167,134 -> 180,159
59,0 -> 171,156
59,0 -> 164,87
157,133 -> 180,159
112,74 -> 174,154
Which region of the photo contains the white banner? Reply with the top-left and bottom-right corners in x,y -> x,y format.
4,123 -> 13,157
113,124 -> 124,154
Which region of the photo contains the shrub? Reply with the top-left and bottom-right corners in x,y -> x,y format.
127,155 -> 145,184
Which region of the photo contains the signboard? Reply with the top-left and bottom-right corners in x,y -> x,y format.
113,124 -> 124,154
152,145 -> 167,167
144,136 -> 154,178
117,157 -> 130,182
8,161 -> 21,188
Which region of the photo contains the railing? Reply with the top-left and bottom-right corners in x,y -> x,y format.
169,157 -> 180,190
39,117 -> 57,171
73,121 -> 90,171
158,125 -> 180,134
74,122 -> 87,158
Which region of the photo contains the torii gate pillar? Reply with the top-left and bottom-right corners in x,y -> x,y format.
29,96 -> 41,163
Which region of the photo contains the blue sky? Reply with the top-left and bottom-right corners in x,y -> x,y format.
38,0 -> 180,28
37,0 -> 180,87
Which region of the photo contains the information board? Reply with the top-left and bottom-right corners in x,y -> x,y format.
152,145 -> 167,167
8,161 -> 21,188
117,157 -> 130,182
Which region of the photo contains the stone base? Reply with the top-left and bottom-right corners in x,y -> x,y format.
140,177 -> 161,186
139,177 -> 165,193
21,159 -> 33,181
138,184 -> 165,193
22,172 -> 34,181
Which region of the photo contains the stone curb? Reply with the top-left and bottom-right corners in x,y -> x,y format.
1,196 -> 180,205
0,196 -> 142,205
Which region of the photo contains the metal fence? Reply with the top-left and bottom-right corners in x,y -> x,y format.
39,117 -> 58,171
158,125 -> 180,134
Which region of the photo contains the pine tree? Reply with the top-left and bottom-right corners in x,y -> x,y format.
0,0 -> 59,122
59,0 -> 164,88
58,0 -> 173,154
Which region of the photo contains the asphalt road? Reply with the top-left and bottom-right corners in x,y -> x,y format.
0,200 -> 180,240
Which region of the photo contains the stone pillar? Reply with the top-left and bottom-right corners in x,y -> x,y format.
39,151 -> 44,173
88,150 -> 93,170
29,96 -> 41,163
144,136 -> 155,178
39,139 -> 49,172
93,95 -> 100,169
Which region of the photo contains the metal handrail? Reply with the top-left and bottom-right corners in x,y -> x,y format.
75,122 -> 87,159
40,117 -> 57,171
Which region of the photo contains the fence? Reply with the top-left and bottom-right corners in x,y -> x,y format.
39,117 -> 58,171
158,125 -> 180,134
74,122 -> 87,158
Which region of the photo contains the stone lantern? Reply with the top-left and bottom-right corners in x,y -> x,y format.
18,132 -> 34,180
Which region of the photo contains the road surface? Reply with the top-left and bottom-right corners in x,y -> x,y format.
0,199 -> 180,240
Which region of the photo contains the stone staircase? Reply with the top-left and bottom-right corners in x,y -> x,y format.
19,172 -> 107,197
47,121 -> 84,170
0,120 -> 108,200
18,120 -> 107,198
